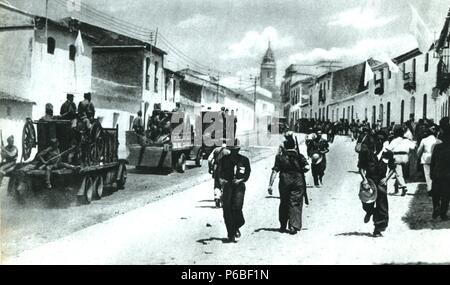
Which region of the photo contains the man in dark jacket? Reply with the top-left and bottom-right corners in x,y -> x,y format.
217,139 -> 251,243
430,123 -> 450,221
60,94 -> 77,120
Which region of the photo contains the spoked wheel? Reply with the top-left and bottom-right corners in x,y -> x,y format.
90,121 -> 104,163
22,118 -> 36,161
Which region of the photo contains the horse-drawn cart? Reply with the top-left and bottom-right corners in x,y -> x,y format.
7,118 -> 127,205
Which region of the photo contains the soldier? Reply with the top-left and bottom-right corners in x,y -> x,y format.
40,103 -> 55,121
308,131 -> 330,188
208,140 -> 231,208
60,94 -> 77,121
268,133 -> 310,235
217,139 -> 251,243
35,138 -> 79,189
132,111 -> 144,136
78,92 -> 96,130
0,135 -> 18,186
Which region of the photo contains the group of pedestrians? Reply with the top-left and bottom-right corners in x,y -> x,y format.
356,117 -> 450,238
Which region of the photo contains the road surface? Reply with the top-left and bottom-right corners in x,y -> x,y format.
3,135 -> 450,265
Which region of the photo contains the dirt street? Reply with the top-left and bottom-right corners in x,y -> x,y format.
3,135 -> 450,265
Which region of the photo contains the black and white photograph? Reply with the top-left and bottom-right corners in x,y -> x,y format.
0,0 -> 450,267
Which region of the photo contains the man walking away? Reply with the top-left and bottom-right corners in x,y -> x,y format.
430,123 -> 450,221
217,139 -> 251,243
417,126 -> 440,195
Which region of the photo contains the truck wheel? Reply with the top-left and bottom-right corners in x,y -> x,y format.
195,149 -> 203,167
94,175 -> 104,200
84,176 -> 94,204
118,164 -> 127,190
176,153 -> 187,173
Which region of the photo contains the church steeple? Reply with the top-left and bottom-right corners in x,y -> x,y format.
260,41 -> 277,91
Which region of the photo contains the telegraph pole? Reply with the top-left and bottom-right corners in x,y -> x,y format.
250,75 -> 260,129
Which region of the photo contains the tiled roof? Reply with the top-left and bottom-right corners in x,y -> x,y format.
0,91 -> 35,104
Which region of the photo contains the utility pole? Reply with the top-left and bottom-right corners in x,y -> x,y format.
250,75 -> 260,129
216,73 -> 221,104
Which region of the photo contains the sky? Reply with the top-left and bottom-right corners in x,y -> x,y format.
6,0 -> 450,87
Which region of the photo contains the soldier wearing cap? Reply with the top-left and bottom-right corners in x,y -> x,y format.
60,94 -> 77,121
217,139 -> 251,243
0,135 -> 18,185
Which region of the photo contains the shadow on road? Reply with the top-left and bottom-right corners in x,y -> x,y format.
198,200 -> 215,203
196,206 -> 220,209
347,171 -> 360,175
265,196 -> 280,200
197,237 -> 229,245
335,232 -> 373,237
254,228 -> 283,233
402,184 -> 450,230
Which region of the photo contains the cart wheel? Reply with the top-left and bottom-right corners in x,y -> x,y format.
22,119 -> 37,162
94,175 -> 104,200
176,153 -> 187,173
195,149 -> 203,167
118,164 -> 127,190
84,176 -> 94,204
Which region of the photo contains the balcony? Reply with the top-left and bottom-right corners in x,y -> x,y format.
437,60 -> 450,93
374,79 -> 384,95
403,72 -> 416,92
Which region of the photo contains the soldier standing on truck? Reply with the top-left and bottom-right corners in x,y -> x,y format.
60,94 -> 77,127
208,140 -> 231,208
78,92 -> 96,130
132,111 -> 144,136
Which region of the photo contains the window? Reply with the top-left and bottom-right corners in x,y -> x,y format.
372,106 -> 377,126
412,58 -> 416,82
145,58 -> 151,90
400,100 -> 405,124
263,103 -> 267,112
387,102 -> 391,126
410,97 -> 416,118
388,68 -> 392,80
173,80 -> 177,102
365,108 -> 368,121
6,106 -> 11,116
423,94 -> 427,119
47,37 -> 55,54
154,61 -> 159,92
379,104 -> 384,126
113,112 -> 120,128
69,45 -> 76,61
425,53 -> 429,72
